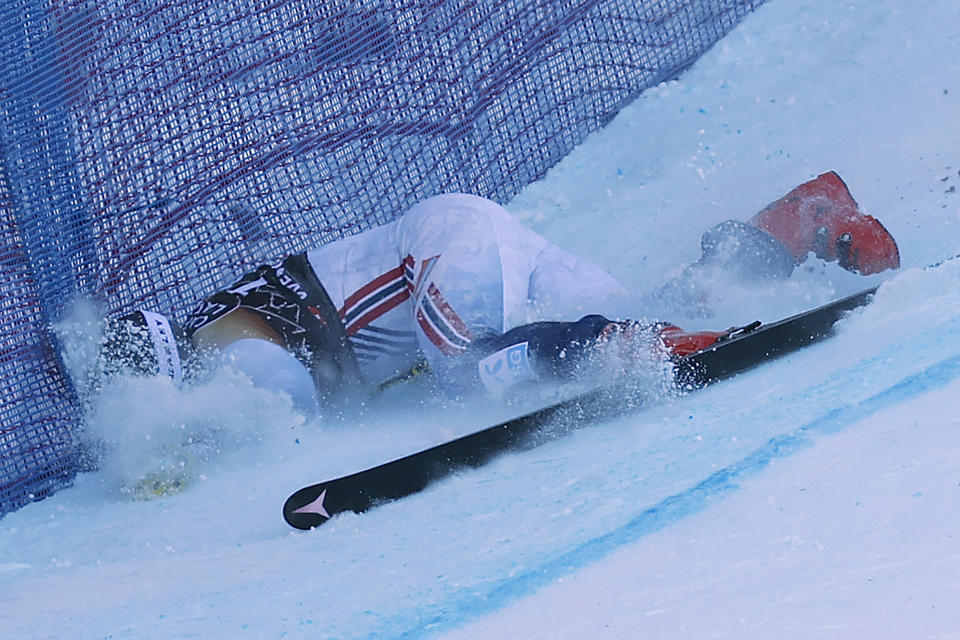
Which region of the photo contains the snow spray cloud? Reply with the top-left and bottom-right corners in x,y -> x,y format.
55,301 -> 309,499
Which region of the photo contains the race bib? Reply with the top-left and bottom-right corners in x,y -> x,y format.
478,341 -> 536,395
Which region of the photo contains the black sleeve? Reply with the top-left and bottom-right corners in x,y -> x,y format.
467,314 -> 613,381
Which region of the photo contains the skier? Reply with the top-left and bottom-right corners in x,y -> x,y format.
100,171 -> 899,410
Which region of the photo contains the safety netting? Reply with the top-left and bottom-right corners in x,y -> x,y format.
0,0 -> 766,515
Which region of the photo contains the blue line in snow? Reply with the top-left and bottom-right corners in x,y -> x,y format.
376,351 -> 960,640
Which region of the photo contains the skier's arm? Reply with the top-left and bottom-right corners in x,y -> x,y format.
470,314 -> 614,380
440,315 -> 632,396
457,316 -> 730,395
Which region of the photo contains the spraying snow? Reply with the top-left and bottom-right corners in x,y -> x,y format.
2,1 -> 960,638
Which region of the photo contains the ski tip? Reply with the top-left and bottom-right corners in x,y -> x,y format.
283,487 -> 332,530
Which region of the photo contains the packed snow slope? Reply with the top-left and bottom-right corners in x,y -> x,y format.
3,1 -> 960,639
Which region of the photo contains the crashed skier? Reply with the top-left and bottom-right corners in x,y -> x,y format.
99,171 -> 899,410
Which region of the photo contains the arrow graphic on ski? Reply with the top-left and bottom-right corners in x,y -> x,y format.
292,489 -> 330,518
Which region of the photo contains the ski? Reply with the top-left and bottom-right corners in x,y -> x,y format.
283,286 -> 877,530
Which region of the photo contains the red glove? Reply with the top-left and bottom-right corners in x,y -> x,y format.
599,321 -> 731,360
657,324 -> 730,357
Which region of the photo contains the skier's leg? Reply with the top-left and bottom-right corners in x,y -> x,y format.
646,172 -> 900,317
695,171 -> 899,279
748,171 -> 899,274
695,219 -> 796,280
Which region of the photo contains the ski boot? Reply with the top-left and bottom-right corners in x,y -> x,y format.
749,171 -> 900,275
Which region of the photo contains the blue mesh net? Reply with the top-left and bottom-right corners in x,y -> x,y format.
0,0 -> 766,515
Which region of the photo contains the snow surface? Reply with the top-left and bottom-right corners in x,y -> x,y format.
4,0 -> 960,638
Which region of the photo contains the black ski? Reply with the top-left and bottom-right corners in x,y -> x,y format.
284,286 -> 877,530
